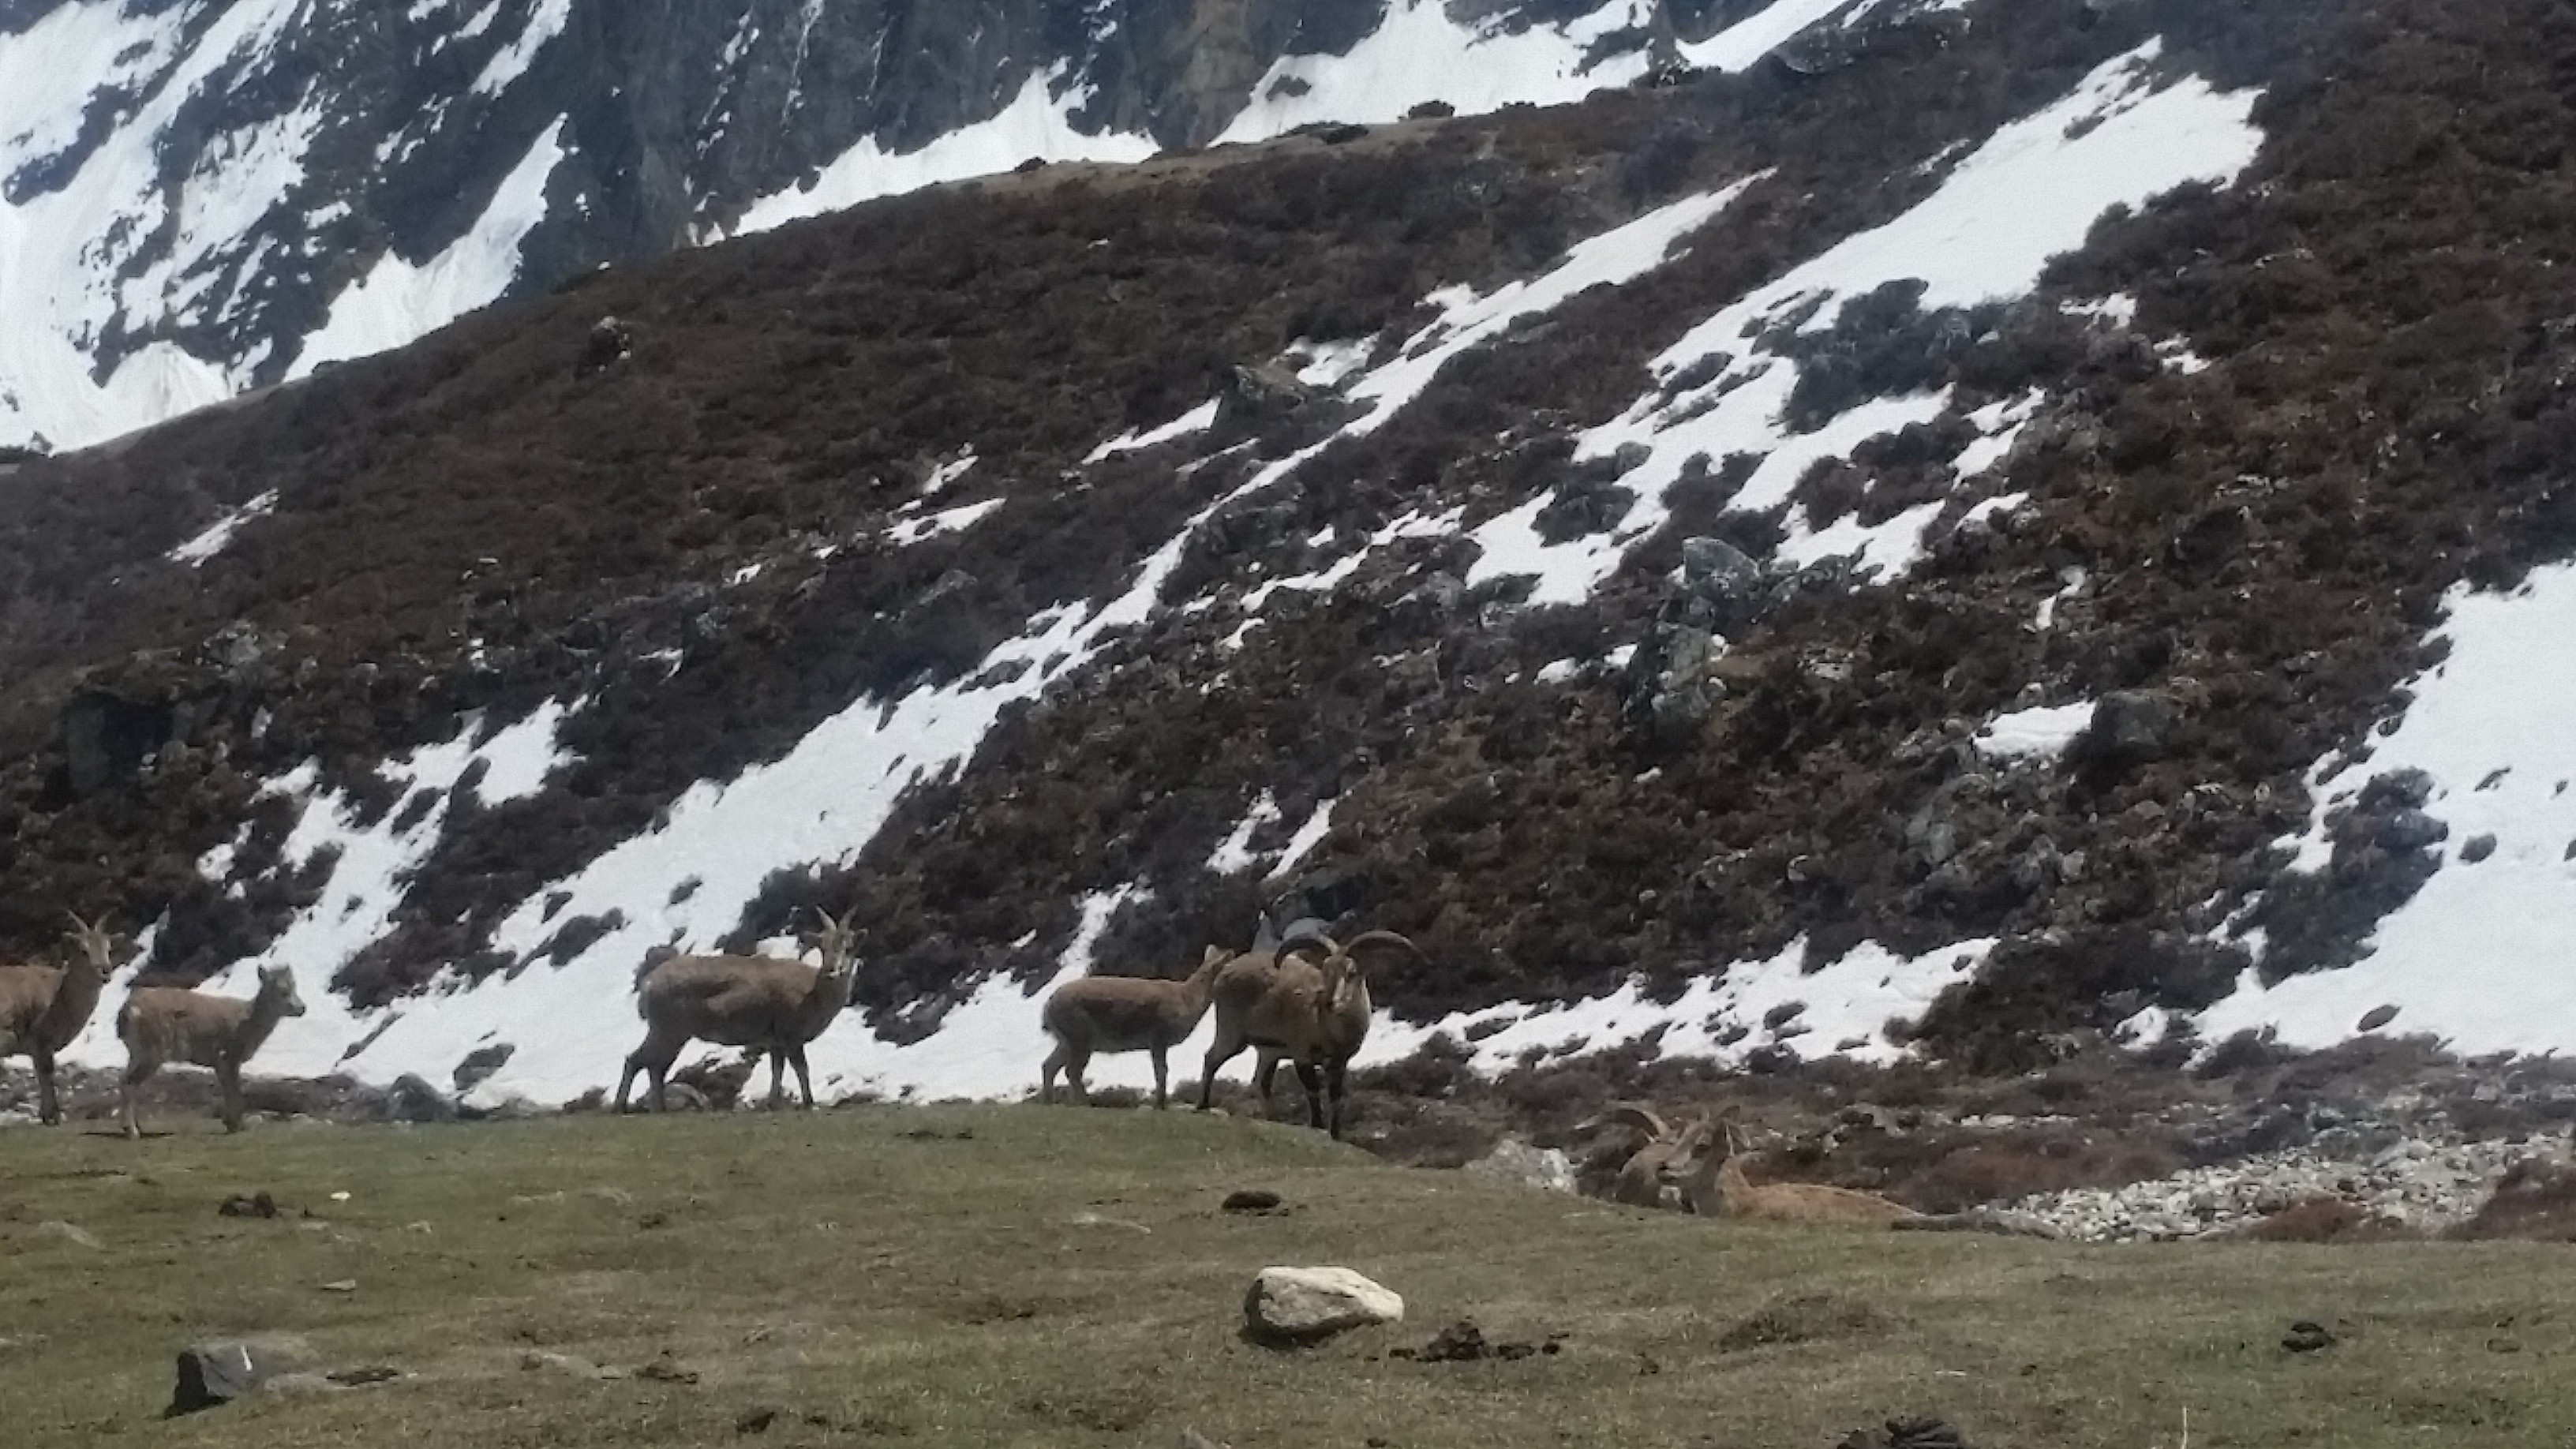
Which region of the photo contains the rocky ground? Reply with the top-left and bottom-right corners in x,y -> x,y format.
19,1028 -> 2576,1244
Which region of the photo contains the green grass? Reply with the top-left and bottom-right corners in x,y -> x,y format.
5,1107 -> 2574,1447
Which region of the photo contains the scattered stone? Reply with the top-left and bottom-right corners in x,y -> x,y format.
2282,1320 -> 2338,1353
327,1365 -> 403,1387
37,1220 -> 102,1249
2009,1136 -> 2552,1241
1243,1266 -> 1404,1346
1462,1138 -> 1576,1194
1221,1189 -> 1285,1214
2459,833 -> 2499,863
170,1335 -> 316,1415
217,1192 -> 279,1219
2357,1004 -> 2400,1032
320,1279 -> 358,1294
735,1406 -> 779,1434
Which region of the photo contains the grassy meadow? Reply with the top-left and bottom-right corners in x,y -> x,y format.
2,1106 -> 2573,1447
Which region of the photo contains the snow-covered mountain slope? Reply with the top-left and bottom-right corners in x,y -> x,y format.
9,0 -> 2576,1108
0,0 -> 1893,456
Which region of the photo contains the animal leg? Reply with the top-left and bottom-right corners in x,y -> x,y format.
33,1045 -> 59,1126
1198,1033 -> 1246,1112
1325,1058 -> 1350,1140
1040,1042 -> 1068,1104
789,1046 -> 816,1109
1293,1061 -> 1326,1130
1253,1048 -> 1284,1116
216,1061 -> 245,1133
121,1060 -> 157,1140
649,1061 -> 670,1112
1065,1046 -> 1091,1106
766,1050 -> 788,1110
1150,1046 -> 1169,1110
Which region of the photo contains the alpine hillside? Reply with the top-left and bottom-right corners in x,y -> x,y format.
4,0 -> 2576,1115
2,0 -> 1822,455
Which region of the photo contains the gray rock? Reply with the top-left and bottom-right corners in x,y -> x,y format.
1462,1138 -> 1576,1194
170,1335 -> 316,1414
385,1074 -> 455,1123
2458,833 -> 2499,863
2377,809 -> 2450,854
1678,535 -> 1761,601
1243,1266 -> 1403,1346
452,1043 -> 515,1093
1217,361 -> 1316,429
2072,690 -> 2177,770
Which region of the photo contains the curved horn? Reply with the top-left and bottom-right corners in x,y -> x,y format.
63,910 -> 95,938
1578,1103 -> 1672,1140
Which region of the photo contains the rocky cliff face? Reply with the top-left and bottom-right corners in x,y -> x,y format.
3,0 -> 2573,1109
1,0 -> 1792,455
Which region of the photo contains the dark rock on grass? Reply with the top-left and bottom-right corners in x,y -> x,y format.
1395,1318 -> 1560,1363
1837,1415 -> 1974,1449
735,1406 -> 780,1434
636,1353 -> 700,1384
217,1192 -> 279,1219
2282,1320 -> 2338,1353
169,1335 -> 316,1415
1221,1189 -> 1284,1214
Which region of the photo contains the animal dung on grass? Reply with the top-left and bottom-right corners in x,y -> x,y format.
1243,1266 -> 1403,1345
1221,1189 -> 1286,1214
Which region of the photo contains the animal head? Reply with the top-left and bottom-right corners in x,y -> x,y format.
804,907 -> 863,973
61,912 -> 123,977
257,965 -> 309,1017
1279,930 -> 1419,995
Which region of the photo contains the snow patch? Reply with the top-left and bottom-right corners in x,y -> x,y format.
1466,43 -> 2263,608
290,118 -> 567,379
1085,400 -> 1219,463
886,498 -> 1004,545
167,489 -> 279,566
1975,700 -> 2095,760
1361,936 -> 1996,1073
470,0 -> 573,96
1215,0 -> 1655,142
733,66 -> 1156,235
2197,564 -> 2576,1057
